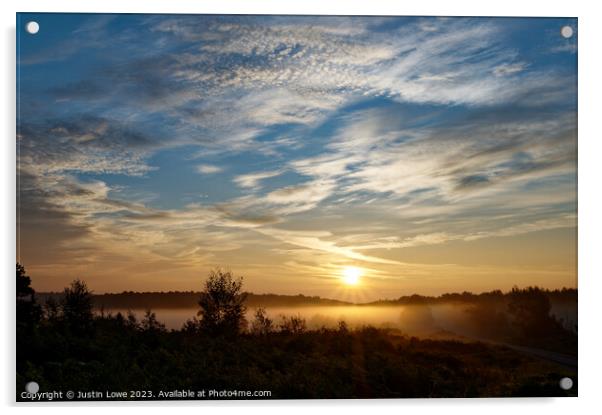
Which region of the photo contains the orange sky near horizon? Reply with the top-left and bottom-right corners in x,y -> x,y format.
17,15 -> 577,302
20,226 -> 576,301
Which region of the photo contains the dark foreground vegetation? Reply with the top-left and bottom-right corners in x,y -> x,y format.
17,264 -> 577,400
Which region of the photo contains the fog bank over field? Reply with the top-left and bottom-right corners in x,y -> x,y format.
20,264 -> 578,398
102,300 -> 577,338
82,288 -> 576,339
33,286 -> 573,355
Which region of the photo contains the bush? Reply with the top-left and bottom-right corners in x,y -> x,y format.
279,314 -> 307,334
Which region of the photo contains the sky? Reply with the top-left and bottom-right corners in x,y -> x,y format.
16,14 -> 577,300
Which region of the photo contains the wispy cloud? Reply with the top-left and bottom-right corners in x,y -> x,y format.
17,15 -> 577,294
196,164 -> 223,174
256,228 -> 405,266
492,62 -> 528,76
234,170 -> 282,189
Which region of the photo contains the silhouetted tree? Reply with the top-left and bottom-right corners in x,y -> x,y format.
197,269 -> 247,335
251,307 -> 273,335
279,314 -> 307,334
114,311 -> 126,327
17,263 -> 34,300
140,309 -> 166,333
43,296 -> 61,322
125,310 -> 139,330
507,286 -> 556,337
465,300 -> 509,339
16,263 -> 41,327
61,279 -> 93,332
182,317 -> 202,334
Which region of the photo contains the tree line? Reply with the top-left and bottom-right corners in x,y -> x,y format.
16,263 -> 577,399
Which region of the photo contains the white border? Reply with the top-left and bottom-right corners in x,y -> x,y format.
3,1 -> 601,414
1,0 -> 588,17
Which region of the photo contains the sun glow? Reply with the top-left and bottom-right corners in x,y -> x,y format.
342,266 -> 362,285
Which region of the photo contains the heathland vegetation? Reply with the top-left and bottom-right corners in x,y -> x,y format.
17,264 -> 577,399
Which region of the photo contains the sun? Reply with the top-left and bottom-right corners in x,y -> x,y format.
342,266 -> 362,285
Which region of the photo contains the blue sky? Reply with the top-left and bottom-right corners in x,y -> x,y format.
17,14 -> 577,298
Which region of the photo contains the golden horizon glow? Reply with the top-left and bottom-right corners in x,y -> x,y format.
16,15 -> 577,302
342,266 -> 362,286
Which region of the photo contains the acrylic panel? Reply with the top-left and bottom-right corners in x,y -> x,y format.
16,13 -> 577,401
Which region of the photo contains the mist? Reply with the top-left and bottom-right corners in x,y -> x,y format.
102,301 -> 577,341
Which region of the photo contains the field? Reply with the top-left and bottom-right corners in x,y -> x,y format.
17,267 -> 577,400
